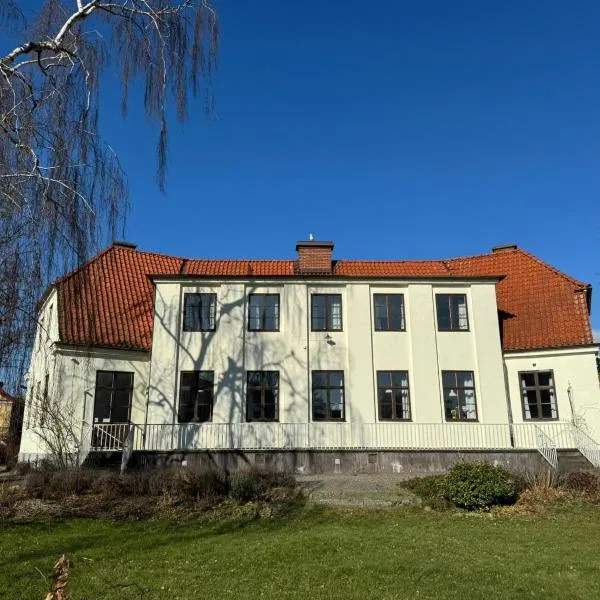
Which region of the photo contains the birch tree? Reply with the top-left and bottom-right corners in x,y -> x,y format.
0,0 -> 218,389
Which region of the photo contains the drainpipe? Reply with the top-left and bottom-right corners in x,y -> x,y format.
567,382 -> 576,425
502,360 -> 515,448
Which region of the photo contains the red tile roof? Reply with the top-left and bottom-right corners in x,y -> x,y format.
55,244 -> 594,353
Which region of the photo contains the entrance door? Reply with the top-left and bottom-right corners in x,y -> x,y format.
93,371 -> 133,424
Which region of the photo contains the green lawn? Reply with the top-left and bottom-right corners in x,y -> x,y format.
3,505 -> 600,599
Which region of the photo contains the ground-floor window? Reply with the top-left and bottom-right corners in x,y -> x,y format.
179,371 -> 214,422
442,371 -> 478,421
93,371 -> 134,423
519,370 -> 558,420
312,371 -> 345,421
246,371 -> 279,422
377,371 -> 411,420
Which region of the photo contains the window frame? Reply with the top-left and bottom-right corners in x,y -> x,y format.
247,293 -> 281,332
312,370 -> 345,422
435,293 -> 470,332
178,370 -> 214,423
373,294 -> 406,332
246,371 -> 280,422
311,294 -> 343,332
93,370 -> 134,424
441,370 -> 478,422
182,292 -> 217,332
376,370 -> 411,421
518,370 -> 559,421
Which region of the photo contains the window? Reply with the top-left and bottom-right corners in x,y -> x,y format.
519,371 -> 558,420
179,371 -> 214,423
93,371 -> 133,423
374,294 -> 405,331
183,293 -> 216,331
248,294 -> 280,331
377,371 -> 411,420
436,294 -> 469,331
312,371 -> 345,421
40,373 -> 49,427
246,371 -> 279,421
311,294 -> 342,331
442,371 -> 477,421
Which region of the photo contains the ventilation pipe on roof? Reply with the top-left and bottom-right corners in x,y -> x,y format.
492,244 -> 517,253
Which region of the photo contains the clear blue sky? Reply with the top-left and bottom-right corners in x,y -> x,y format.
13,2 -> 600,330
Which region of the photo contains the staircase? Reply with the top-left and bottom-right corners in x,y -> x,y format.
556,449 -> 595,474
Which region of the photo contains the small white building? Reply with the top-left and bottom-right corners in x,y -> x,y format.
18,240 -> 600,472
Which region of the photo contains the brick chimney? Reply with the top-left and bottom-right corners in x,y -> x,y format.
296,240 -> 334,274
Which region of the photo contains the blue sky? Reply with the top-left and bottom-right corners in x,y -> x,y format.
9,2 -> 600,331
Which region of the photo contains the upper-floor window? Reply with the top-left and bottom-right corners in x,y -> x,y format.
374,294 -> 405,331
248,294 -> 280,331
436,294 -> 469,331
179,371 -> 214,423
247,371 -> 279,422
183,293 -> 216,331
442,371 -> 477,421
311,294 -> 342,331
377,371 -> 411,420
312,370 -> 345,421
93,371 -> 134,424
519,371 -> 558,420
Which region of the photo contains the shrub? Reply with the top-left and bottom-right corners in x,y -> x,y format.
229,470 -> 296,503
402,475 -> 451,509
444,462 -> 517,510
24,468 -> 96,499
170,468 -> 229,501
562,470 -> 600,496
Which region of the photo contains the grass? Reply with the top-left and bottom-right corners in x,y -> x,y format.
3,505 -> 600,599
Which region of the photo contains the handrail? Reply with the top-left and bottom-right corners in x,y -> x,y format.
569,423 -> 600,468
533,425 -> 558,470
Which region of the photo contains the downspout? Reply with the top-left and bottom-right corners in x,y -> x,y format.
143,283 -> 158,451
502,359 -> 515,448
171,284 -> 185,451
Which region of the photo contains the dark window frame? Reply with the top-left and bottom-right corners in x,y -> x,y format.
178,371 -> 214,423
373,294 -> 406,332
246,371 -> 280,422
312,370 -> 345,421
93,370 -> 134,424
376,370 -> 411,421
518,370 -> 559,421
311,294 -> 343,332
442,370 -> 478,422
435,293 -> 470,332
248,294 -> 281,332
183,293 -> 217,332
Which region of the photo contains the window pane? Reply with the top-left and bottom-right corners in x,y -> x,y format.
377,371 -> 391,387
94,389 -> 112,422
183,294 -> 201,330
523,389 -> 538,419
312,389 -> 327,419
264,371 -> 279,387
442,371 -> 456,388
329,371 -> 344,388
538,371 -> 552,387
249,390 -> 262,420
436,295 -> 452,330
312,296 -> 326,330
396,389 -> 411,419
97,372 -> 114,388
263,389 -> 278,420
198,372 -> 214,388
451,295 -> 468,330
178,388 -> 194,422
391,371 -> 408,387
112,390 -> 130,422
312,371 -> 327,388
459,389 -> 477,420
195,390 -> 212,422
374,302 -> 388,330
330,295 -> 342,329
114,372 -> 132,389
329,389 -> 344,419
521,373 -> 536,388
457,371 -> 474,388
444,387 -> 459,419
247,372 -> 261,386
180,372 -> 196,389
388,295 -> 404,330
379,390 -> 393,419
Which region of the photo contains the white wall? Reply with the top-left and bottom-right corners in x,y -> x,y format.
504,347 -> 600,440
147,277 -> 507,428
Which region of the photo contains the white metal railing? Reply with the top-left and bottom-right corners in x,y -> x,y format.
533,425 -> 558,470
569,424 -> 600,468
90,423 -> 141,451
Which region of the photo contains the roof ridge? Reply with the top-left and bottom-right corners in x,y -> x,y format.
336,258 -> 445,264
514,248 -> 589,288
187,258 -> 294,263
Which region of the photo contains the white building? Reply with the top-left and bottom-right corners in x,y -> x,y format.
18,240 -> 600,472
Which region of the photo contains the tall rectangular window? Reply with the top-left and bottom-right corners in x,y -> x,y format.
246,371 -> 279,421
179,371 -> 214,423
519,371 -> 558,420
436,294 -> 469,331
93,371 -> 134,423
374,294 -> 405,331
377,371 -> 411,420
312,371 -> 345,421
248,294 -> 280,331
311,294 -> 342,331
442,371 -> 477,421
183,293 -> 217,331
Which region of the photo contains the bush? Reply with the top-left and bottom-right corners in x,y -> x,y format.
444,462 -> 517,510
402,475 -> 451,509
24,468 -> 96,499
562,471 -> 600,497
229,470 -> 296,503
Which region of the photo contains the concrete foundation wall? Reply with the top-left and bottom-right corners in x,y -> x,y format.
130,449 -> 552,476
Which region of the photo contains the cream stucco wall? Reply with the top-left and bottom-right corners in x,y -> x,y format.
147,277 -> 508,428
504,347 -> 600,440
